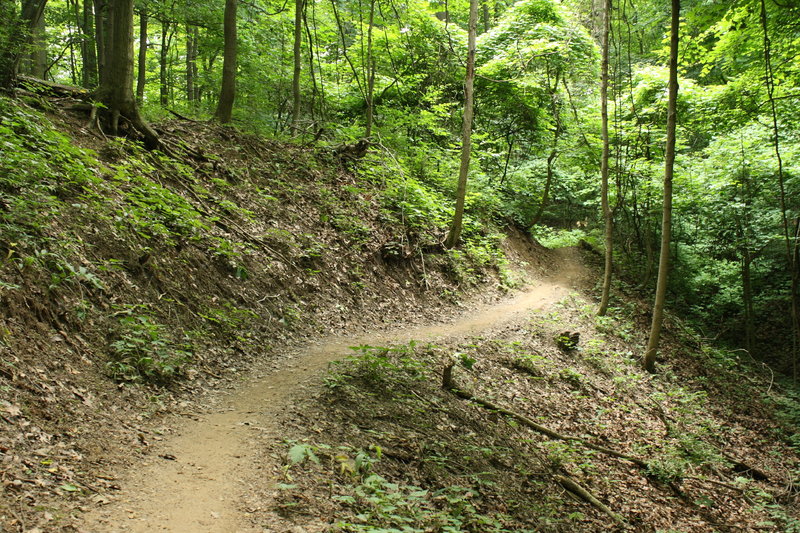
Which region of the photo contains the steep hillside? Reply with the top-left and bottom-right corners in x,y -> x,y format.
1,94 -> 799,533
0,94 -> 525,531
268,263 -> 800,532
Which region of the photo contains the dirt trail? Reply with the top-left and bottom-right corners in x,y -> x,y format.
82,249 -> 584,532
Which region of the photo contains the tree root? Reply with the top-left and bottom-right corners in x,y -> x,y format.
441,364 -> 648,468
555,474 -> 625,524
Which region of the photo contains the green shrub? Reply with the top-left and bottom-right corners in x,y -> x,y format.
108,311 -> 192,385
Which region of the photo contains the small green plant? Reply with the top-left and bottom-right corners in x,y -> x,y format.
107,309 -> 192,385
558,367 -> 584,388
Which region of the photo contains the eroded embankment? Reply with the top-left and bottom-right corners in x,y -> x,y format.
80,248 -> 583,532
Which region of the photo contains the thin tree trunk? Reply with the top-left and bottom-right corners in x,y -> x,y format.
598,0 -> 613,316
364,0 -> 376,137
303,8 -> 319,124
760,0 -> 799,381
444,0 -> 478,249
742,251 -> 754,354
290,0 -> 303,134
481,0 -> 490,33
214,0 -> 237,123
159,20 -> 168,106
82,0 -> 97,87
136,10 -> 146,103
531,66 -> 561,228
643,0 -> 679,374
186,24 -> 196,105
531,150 -> 556,227
94,0 -> 107,85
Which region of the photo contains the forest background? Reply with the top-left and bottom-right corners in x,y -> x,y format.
1,0 -> 799,377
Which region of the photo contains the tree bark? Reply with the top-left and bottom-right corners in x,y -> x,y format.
27,6 -> 47,78
290,0 -> 304,134
0,0 -> 48,88
444,0 -> 478,249
598,0 -> 613,316
364,0 -> 376,138
186,24 -> 197,105
643,0 -> 680,374
94,0 -> 108,86
159,20 -> 169,107
136,10 -> 147,103
98,0 -> 159,148
214,0 -> 237,123
82,0 -> 97,87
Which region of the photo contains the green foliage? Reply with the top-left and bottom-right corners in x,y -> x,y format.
327,342 -> 427,387
0,97 -> 99,247
334,474 -> 518,532
107,307 -> 192,385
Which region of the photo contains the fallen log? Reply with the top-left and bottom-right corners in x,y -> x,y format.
441,364 -> 647,468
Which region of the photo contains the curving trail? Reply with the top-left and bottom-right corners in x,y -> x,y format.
82,248 -> 585,532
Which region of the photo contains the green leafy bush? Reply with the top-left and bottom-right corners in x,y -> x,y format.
108,311 -> 192,385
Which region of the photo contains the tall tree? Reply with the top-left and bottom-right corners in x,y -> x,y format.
98,0 -> 159,148
214,0 -> 237,123
81,0 -> 98,87
643,0 -> 680,374
0,0 -> 48,88
759,0 -> 799,380
364,0 -> 376,137
291,0 -> 304,134
136,9 -> 147,102
444,0 -> 478,249
597,0 -> 613,316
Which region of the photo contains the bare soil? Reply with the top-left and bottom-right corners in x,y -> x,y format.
79,248 -> 583,532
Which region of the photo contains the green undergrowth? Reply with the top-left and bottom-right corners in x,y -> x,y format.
0,95 -> 514,389
274,294 -> 800,531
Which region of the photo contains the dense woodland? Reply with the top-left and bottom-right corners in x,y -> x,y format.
2,0 -> 800,372
3,0 -> 800,530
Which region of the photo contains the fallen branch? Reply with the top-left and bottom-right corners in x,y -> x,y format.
555,474 -> 625,524
167,108 -> 202,122
442,364 -> 647,468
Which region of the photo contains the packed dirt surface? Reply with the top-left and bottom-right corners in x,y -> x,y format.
80,248 -> 585,532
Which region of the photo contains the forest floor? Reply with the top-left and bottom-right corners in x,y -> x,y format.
2,94 -> 799,532
80,246 -> 582,533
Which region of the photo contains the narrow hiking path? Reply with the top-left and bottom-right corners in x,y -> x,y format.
81,249 -> 586,532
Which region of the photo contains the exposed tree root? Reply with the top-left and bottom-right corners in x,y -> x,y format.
555,474 -> 625,525
442,363 -> 648,468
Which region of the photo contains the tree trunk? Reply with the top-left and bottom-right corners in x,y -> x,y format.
159,20 -> 169,107
742,251 -> 754,354
531,66 -> 561,228
531,150 -> 556,227
27,6 -> 47,78
760,0 -> 799,381
0,0 -> 48,88
98,0 -> 159,148
481,0 -> 490,33
136,10 -> 146,103
598,0 -> 613,316
364,0 -> 376,138
643,0 -> 680,374
290,0 -> 303,134
81,0 -> 97,87
94,0 -> 108,86
444,0 -> 478,249
186,24 -> 197,105
214,0 -> 237,123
